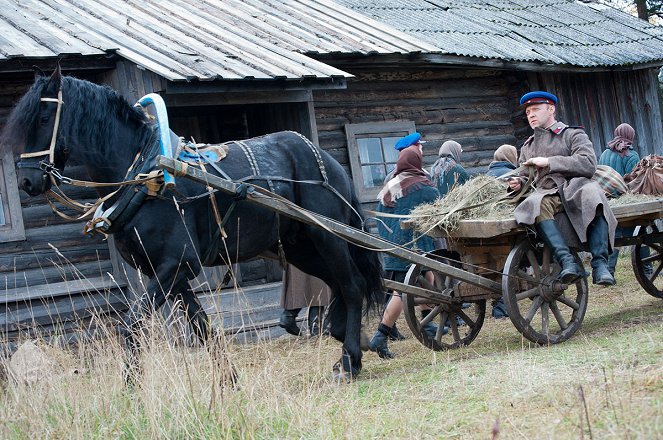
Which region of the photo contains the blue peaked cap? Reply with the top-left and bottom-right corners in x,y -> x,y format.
394,132 -> 424,151
520,91 -> 558,107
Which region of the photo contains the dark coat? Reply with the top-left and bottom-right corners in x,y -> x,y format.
281,264 -> 332,309
514,122 -> 616,246
487,161 -> 516,178
377,184 -> 440,272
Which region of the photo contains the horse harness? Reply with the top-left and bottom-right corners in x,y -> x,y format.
197,132 -> 330,266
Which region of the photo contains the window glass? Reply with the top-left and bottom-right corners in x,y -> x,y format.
345,121 -> 416,202
361,164 -> 386,188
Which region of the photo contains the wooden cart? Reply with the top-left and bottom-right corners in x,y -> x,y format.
158,156 -> 662,351
399,199 -> 663,350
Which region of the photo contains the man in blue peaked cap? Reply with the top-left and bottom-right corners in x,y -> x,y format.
508,90 -> 617,286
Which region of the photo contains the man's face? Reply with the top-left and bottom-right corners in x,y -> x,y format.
525,103 -> 555,129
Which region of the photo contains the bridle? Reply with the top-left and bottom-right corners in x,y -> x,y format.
15,88 -> 163,224
18,90 -> 65,183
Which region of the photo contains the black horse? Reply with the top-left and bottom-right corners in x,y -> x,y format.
2,67 -> 382,380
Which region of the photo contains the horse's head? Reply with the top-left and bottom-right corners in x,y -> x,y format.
7,67 -> 67,196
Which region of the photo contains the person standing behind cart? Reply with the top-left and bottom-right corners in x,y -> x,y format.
598,123 -> 648,279
507,91 -> 617,286
485,143 -> 519,318
368,136 -> 440,359
430,140 -> 469,196
487,144 -> 518,179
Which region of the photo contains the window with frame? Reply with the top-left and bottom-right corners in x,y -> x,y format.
0,148 -> 25,242
345,121 -> 416,202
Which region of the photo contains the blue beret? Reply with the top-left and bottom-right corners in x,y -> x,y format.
395,132 -> 423,151
520,91 -> 558,107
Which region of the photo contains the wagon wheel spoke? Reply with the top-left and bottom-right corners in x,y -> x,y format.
420,305 -> 443,326
456,309 -> 475,328
647,242 -> 663,254
556,294 -> 580,311
516,286 -> 540,301
524,296 -> 543,324
516,269 -> 537,284
641,253 -> 661,265
550,302 -> 568,330
449,313 -> 461,342
651,261 -> 663,279
526,250 -> 541,279
541,302 -> 550,336
439,311 -> 449,331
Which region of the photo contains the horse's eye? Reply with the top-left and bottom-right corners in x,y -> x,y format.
39,115 -> 50,124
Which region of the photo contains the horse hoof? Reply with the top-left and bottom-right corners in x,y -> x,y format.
331,361 -> 356,383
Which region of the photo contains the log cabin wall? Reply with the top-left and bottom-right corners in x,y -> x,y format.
531,68 -> 663,156
313,68 -> 524,207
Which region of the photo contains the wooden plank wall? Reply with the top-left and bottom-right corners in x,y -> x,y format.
313,68 -> 522,182
533,68 -> 663,157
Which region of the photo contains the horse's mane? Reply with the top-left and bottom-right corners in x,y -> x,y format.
1,75 -> 157,167
1,76 -> 50,155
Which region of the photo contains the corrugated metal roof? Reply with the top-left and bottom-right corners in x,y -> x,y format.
0,0 -> 437,81
336,0 -> 663,67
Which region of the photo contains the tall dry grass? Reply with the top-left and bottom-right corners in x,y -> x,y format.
1,256 -> 662,439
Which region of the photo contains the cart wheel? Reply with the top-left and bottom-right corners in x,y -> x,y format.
632,222 -> 663,299
402,250 -> 486,351
502,239 -> 588,345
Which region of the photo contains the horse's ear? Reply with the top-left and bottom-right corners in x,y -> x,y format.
50,64 -> 63,89
33,66 -> 46,79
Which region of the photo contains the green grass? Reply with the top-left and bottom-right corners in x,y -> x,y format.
1,256 -> 661,439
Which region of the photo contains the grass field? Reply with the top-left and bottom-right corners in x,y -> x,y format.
1,256 -> 662,439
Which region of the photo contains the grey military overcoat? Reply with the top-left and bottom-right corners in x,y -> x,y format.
515,122 -> 617,247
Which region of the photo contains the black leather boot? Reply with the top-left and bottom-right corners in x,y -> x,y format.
386,323 -> 407,341
279,308 -> 301,336
588,216 -> 616,286
536,220 -> 584,284
368,323 -> 395,359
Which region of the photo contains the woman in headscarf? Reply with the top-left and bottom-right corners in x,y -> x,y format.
369,146 -> 440,360
598,123 -> 647,279
430,140 -> 469,196
487,144 -> 518,178
598,123 -> 640,176
485,143 -> 521,319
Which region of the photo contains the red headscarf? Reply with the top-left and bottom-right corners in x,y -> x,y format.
607,123 -> 635,157
378,146 -> 433,207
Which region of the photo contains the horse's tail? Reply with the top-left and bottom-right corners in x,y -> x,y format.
348,191 -> 383,313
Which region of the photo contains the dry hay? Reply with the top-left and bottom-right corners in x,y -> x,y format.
608,192 -> 660,206
410,175 -> 663,236
410,175 -> 516,235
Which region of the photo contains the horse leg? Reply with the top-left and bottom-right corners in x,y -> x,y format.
173,280 -> 210,345
122,277 -> 169,384
286,233 -> 366,380
173,277 -> 239,391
